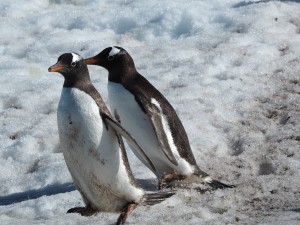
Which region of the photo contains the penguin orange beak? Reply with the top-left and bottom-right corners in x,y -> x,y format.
84,57 -> 98,65
48,63 -> 64,72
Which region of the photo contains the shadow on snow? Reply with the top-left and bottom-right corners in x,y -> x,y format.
136,178 -> 158,191
0,179 -> 158,206
0,182 -> 76,206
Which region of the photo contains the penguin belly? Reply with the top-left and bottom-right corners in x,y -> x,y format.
58,88 -> 143,212
107,82 -> 178,178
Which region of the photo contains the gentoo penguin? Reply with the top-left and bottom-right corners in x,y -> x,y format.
85,46 -> 234,189
48,52 -> 174,225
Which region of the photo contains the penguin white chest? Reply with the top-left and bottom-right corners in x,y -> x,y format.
57,88 -> 142,211
108,82 -> 158,144
107,82 -> 168,171
107,82 -> 195,178
57,88 -> 103,158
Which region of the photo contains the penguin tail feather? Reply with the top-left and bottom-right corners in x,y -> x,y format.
141,190 -> 176,206
199,175 -> 236,189
193,168 -> 236,189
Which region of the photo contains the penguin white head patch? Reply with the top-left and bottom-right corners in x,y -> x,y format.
71,52 -> 82,63
109,47 -> 121,57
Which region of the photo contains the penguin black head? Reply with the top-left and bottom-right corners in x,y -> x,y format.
48,52 -> 85,75
85,46 -> 135,72
49,52 -> 91,87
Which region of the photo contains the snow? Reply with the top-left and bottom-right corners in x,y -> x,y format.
1,0 -> 300,224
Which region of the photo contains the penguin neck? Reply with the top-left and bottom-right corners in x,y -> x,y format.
63,73 -> 112,116
108,64 -> 138,84
63,71 -> 92,89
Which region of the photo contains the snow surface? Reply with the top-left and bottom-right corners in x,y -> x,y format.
1,0 -> 300,224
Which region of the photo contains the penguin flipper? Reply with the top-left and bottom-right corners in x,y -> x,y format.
135,95 -> 178,166
102,113 -> 156,172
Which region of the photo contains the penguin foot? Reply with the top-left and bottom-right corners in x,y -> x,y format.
116,202 -> 137,225
159,173 -> 186,190
67,206 -> 97,216
194,187 -> 212,194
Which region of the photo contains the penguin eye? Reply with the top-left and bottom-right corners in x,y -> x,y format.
71,62 -> 76,67
108,55 -> 114,61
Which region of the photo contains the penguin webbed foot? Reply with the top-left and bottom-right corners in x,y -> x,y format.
116,202 -> 137,225
158,172 -> 186,190
67,205 -> 97,216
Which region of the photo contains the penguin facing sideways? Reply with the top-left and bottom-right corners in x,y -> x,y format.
48,52 -> 175,225
85,46 -> 235,189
